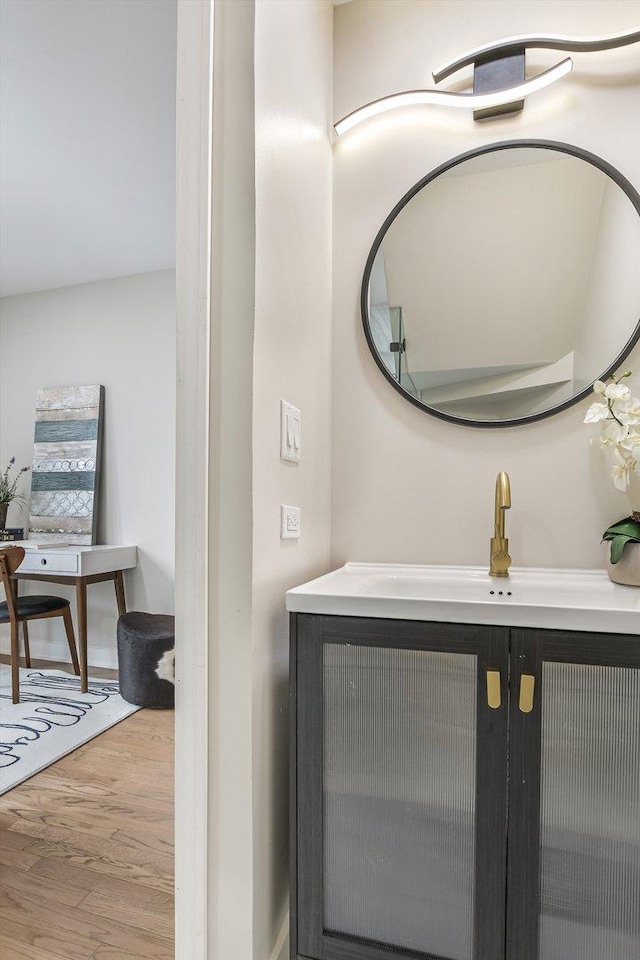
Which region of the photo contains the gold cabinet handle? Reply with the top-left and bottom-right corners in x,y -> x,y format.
486,670 -> 501,709
519,674 -> 535,713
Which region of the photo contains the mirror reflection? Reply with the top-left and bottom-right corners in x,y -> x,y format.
365,144 -> 640,425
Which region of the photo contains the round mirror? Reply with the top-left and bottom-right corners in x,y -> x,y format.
362,140 -> 640,427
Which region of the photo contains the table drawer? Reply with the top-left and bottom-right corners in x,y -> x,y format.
18,551 -> 80,574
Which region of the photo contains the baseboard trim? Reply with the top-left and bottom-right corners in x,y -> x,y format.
269,912 -> 289,960
0,637 -> 118,671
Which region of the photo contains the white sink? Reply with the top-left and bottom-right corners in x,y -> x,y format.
286,563 -> 640,635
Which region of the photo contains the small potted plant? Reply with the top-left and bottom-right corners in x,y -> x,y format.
0,457 -> 30,530
584,372 -> 640,585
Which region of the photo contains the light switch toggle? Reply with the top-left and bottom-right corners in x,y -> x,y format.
281,400 -> 301,462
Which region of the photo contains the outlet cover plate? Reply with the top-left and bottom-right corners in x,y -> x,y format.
281,504 -> 301,539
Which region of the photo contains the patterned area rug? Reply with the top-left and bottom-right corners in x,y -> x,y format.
0,666 -> 139,795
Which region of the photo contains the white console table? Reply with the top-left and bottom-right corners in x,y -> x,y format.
13,545 -> 137,692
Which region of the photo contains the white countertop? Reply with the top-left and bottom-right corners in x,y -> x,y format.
286,563 -> 640,636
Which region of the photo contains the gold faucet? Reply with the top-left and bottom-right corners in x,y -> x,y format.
489,471 -> 512,577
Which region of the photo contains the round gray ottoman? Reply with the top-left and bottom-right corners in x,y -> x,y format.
117,612 -> 175,708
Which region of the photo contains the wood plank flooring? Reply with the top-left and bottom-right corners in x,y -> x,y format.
0,659 -> 174,960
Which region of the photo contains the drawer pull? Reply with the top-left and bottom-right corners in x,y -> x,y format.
486,670 -> 501,709
40,558 -> 47,566
519,674 -> 535,713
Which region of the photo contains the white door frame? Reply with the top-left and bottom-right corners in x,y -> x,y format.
174,1 -> 214,957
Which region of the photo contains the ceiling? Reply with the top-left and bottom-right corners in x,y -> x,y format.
0,0 -> 177,298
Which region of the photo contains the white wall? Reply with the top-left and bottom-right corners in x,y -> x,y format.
207,0 -> 256,954
0,269 -> 176,666
205,2 -> 332,957
332,0 -> 640,570
204,3 -> 332,955
253,1 -> 333,955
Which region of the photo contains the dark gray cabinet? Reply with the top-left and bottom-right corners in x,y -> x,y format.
290,614 -> 640,960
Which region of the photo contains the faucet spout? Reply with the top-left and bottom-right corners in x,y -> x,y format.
494,471 -> 511,539
490,471 -> 512,577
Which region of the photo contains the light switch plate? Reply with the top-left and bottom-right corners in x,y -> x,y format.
281,504 -> 301,539
280,400 -> 301,462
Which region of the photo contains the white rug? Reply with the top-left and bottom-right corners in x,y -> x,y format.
0,666 -> 139,795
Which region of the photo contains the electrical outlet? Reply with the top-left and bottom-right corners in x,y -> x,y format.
281,504 -> 301,539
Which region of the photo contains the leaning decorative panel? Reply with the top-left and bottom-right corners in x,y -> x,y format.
28,385 -> 104,545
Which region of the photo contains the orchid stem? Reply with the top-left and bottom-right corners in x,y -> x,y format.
608,400 -> 625,428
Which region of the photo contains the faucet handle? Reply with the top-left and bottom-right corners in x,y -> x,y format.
490,536 -> 512,577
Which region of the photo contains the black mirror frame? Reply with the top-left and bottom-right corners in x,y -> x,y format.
361,139 -> 640,428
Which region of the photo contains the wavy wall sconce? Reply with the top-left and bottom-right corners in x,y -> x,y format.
333,27 -> 640,136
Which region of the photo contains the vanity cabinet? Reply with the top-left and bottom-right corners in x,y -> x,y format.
290,614 -> 640,960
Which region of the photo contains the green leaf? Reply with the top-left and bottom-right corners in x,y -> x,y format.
609,535 -> 634,564
602,517 -> 640,541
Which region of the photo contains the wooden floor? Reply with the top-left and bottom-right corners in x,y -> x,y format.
0,659 -> 174,960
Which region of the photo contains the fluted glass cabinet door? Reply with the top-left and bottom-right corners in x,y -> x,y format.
507,629 -> 640,960
292,615 -> 509,960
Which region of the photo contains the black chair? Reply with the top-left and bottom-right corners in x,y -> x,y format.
0,546 -> 80,704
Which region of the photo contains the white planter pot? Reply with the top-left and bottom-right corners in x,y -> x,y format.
605,541 -> 640,587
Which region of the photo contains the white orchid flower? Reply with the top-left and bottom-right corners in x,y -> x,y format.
604,420 -> 629,444
614,396 -> 640,425
620,431 -> 640,451
583,402 -> 610,423
585,372 -> 640,497
611,449 -> 631,491
604,382 -> 631,401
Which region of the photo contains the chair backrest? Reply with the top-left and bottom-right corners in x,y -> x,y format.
0,546 -> 25,620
